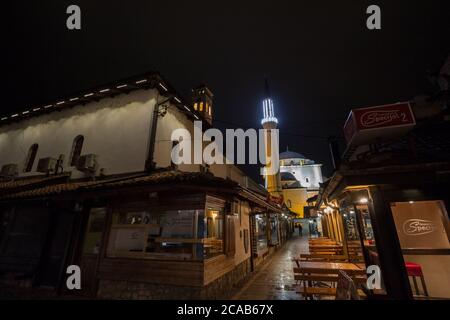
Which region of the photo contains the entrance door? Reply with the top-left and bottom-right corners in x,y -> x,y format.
35,210 -> 76,288
78,208 -> 107,296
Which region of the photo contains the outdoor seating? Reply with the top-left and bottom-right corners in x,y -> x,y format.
405,262 -> 429,297
293,263 -> 367,299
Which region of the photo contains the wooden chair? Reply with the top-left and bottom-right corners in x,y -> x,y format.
293,268 -> 366,299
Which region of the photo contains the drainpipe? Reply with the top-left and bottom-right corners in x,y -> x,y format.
145,93 -> 172,172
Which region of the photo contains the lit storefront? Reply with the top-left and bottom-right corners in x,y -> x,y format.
317,163 -> 450,299
314,100 -> 450,299
254,213 -> 268,254
0,170 -> 283,299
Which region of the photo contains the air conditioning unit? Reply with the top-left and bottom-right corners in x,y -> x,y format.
37,157 -> 57,173
1,164 -> 18,177
76,154 -> 98,173
199,164 -> 210,174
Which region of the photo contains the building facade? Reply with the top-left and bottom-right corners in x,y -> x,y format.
315,99 -> 450,299
280,150 -> 324,219
0,72 -> 287,299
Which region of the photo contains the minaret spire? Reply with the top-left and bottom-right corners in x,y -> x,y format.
260,78 -> 282,198
261,79 -> 277,125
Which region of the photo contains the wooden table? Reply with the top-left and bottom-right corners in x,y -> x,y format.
293,260 -> 366,299
293,260 -> 364,274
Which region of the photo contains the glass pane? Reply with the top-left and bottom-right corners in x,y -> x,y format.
204,207 -> 224,258
107,209 -> 201,260
255,214 -> 268,252
270,214 -> 279,245
391,200 -> 450,299
82,208 -> 106,255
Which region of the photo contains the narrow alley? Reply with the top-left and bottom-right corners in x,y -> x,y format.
231,235 -> 308,300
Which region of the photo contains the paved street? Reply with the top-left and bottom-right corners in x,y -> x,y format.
231,234 -> 308,300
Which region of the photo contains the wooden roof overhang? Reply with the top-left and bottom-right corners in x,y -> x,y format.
318,161 -> 450,207
0,170 -> 282,213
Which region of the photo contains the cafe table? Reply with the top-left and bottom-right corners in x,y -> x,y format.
293,260 -> 365,274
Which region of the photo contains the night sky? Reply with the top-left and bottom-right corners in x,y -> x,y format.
4,1 -> 450,182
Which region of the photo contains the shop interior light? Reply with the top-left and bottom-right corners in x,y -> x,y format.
409,201 -> 414,204
359,197 -> 368,204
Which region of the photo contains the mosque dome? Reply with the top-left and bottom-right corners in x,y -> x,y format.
279,150 -> 306,160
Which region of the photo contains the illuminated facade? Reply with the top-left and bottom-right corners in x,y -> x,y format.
280,149 -> 324,217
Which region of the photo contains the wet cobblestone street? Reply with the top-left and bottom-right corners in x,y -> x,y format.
231,235 -> 309,300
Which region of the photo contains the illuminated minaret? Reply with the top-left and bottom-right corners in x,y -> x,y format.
261,79 -> 282,197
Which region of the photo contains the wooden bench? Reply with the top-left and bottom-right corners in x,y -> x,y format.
293,268 -> 367,299
295,286 -> 366,298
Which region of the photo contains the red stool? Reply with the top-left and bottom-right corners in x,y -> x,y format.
405,262 -> 429,297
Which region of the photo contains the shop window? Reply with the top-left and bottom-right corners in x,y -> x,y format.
107,209 -> 204,260
107,202 -> 226,260
23,144 -> 38,172
82,208 -> 106,255
358,205 -> 375,241
270,214 -> 279,245
338,197 -> 387,296
342,209 -> 360,241
255,214 -> 268,253
203,207 -> 224,258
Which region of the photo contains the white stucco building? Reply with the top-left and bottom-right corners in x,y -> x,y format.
279,149 -> 324,218
0,73 -> 254,186
280,149 -> 323,191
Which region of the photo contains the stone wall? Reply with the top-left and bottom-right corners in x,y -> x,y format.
97,258 -> 251,300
